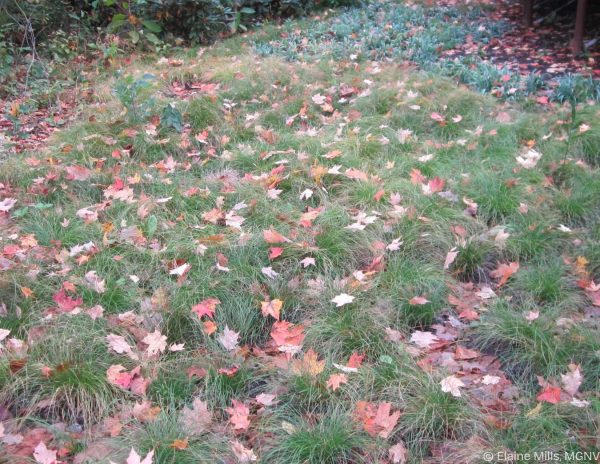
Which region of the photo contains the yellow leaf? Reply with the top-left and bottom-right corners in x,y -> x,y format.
575,256 -> 588,275
291,348 -> 325,377
526,402 -> 543,418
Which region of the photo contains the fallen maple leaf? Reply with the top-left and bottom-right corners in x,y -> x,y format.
231,440 -> 257,462
524,310 -> 539,322
110,448 -> 154,464
312,93 -> 326,105
331,293 -> 354,307
516,149 -> 542,169
106,334 -> 138,360
410,168 -> 426,185
218,325 -> 240,351
203,320 -> 217,335
354,401 -> 400,438
65,165 -> 91,181
261,266 -> 279,279
129,369 -> 150,396
422,176 -> 445,196
347,352 -> 364,369
537,386 -> 561,404
84,271 -> 105,293
53,288 -> 82,311
142,330 -> 167,357
169,262 -> 191,276
226,400 -> 251,431
455,345 -> 479,360
270,320 -> 305,352
0,198 -> 17,213
0,421 -> 23,445
107,364 -> 133,389
430,112 -> 445,123
440,375 -> 465,397
191,297 -> 220,319
261,299 -> 283,320
490,262 -> 519,287
33,441 -> 57,464
269,247 -> 284,260
106,365 -> 147,395
326,373 -> 348,391
291,348 -> 325,377
410,331 -> 439,349
21,287 -> 34,298
300,257 -> 316,268
133,400 -> 161,422
256,393 -> 277,407
263,228 -> 290,244
180,398 -> 212,435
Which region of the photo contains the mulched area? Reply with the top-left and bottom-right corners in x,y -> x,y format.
0,100 -> 77,155
479,0 -> 599,76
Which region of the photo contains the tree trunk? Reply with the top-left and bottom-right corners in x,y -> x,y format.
572,0 -> 589,54
523,0 -> 534,26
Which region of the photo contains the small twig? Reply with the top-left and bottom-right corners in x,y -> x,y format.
6,0 -> 49,89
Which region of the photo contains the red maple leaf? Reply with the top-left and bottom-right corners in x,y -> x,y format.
427,176 -> 445,194
191,298 -> 221,319
52,288 -> 83,311
269,247 -> 284,260
536,386 -> 561,404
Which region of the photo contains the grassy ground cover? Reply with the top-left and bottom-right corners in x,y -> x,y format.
1,1 -> 599,463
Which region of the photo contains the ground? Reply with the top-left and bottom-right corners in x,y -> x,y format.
1,1 -> 600,464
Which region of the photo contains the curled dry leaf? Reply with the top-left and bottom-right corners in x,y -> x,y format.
560,364 -> 583,396
444,247 -> 458,270
389,441 -> 408,464
231,441 -> 257,462
408,296 -> 429,305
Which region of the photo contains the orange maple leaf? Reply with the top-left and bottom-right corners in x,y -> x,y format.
490,262 -> 520,287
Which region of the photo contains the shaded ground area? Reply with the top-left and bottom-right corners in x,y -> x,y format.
478,0 -> 600,76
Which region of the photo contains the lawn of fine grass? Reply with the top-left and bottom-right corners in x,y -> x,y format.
1,2 -> 599,463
